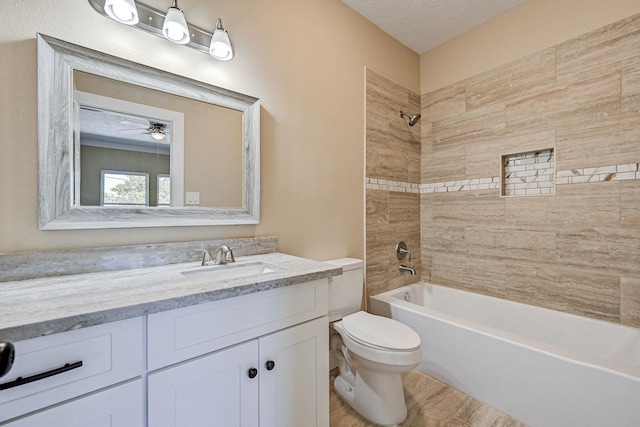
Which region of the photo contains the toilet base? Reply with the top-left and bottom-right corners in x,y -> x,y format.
333,368 -> 408,426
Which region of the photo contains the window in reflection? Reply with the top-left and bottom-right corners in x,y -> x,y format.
101,170 -> 150,206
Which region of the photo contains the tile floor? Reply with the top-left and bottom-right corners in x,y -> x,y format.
330,369 -> 528,427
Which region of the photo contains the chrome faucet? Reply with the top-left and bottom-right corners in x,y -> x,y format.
201,246 -> 235,266
214,245 -> 235,265
399,265 -> 416,275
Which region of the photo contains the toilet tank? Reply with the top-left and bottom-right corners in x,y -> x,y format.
325,258 -> 364,322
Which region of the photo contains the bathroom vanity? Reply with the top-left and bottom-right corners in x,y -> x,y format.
0,239 -> 340,426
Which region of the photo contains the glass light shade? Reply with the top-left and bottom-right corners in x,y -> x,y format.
151,131 -> 166,140
104,0 -> 139,25
209,29 -> 233,61
162,7 -> 190,44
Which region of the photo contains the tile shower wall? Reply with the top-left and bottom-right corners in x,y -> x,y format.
365,69 -> 421,303
421,13 -> 640,326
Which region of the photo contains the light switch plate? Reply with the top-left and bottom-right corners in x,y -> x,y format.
186,192 -> 200,205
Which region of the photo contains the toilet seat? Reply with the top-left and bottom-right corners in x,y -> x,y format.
341,311 -> 420,351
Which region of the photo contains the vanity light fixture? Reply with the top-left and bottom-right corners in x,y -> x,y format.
162,0 -> 190,44
88,0 -> 234,60
209,19 -> 233,61
104,0 -> 139,25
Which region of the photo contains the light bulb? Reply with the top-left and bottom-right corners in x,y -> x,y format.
162,7 -> 190,44
104,0 -> 139,25
209,19 -> 233,61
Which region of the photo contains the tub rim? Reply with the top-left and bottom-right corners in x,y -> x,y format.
371,282 -> 640,381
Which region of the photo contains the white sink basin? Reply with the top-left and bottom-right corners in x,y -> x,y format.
181,261 -> 284,282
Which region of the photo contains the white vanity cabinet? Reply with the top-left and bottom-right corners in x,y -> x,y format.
3,379 -> 144,427
0,276 -> 330,426
0,317 -> 144,425
147,279 -> 329,427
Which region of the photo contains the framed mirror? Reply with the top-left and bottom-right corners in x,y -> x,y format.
37,34 -> 260,229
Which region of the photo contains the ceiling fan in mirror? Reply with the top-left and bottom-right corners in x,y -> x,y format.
118,120 -> 170,141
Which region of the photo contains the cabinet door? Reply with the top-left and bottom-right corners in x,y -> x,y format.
259,316 -> 329,427
148,340 -> 259,427
4,379 -> 143,427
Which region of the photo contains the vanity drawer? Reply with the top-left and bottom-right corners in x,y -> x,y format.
0,317 -> 144,423
3,379 -> 144,427
147,278 -> 328,370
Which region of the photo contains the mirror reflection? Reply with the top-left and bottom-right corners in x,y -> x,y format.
74,71 -> 243,209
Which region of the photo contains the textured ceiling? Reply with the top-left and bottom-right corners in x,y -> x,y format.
341,0 -> 528,54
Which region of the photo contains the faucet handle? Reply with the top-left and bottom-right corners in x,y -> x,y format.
395,241 -> 412,262
225,247 -> 235,263
200,249 -> 214,266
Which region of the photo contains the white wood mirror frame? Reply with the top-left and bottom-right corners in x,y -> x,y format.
37,34 -> 260,230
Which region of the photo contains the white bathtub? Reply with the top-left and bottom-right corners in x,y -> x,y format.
370,283 -> 640,427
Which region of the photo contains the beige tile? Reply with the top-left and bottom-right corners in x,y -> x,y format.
389,192 -> 420,225
366,70 -> 421,182
505,182 -> 620,227
505,71 -> 621,131
421,224 -> 466,254
421,81 -> 467,123
431,252 -> 506,298
366,190 -> 389,228
466,47 -> 557,111
423,144 -> 466,183
466,130 -> 555,179
504,261 -> 568,312
556,115 -> 640,170
556,227 -> 640,278
433,103 -> 505,145
621,181 -> 640,226
556,13 -> 640,84
559,266 -> 620,322
620,277 -> 640,327
430,191 -> 506,225
622,62 -> 640,113
465,225 -> 556,263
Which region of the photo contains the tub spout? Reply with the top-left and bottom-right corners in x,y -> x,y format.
399,265 -> 416,275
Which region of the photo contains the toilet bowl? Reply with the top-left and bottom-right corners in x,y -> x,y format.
325,258 -> 422,426
332,311 -> 421,426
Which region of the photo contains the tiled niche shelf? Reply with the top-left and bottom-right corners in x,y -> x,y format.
501,148 -> 555,197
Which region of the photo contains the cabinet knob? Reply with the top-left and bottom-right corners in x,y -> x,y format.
265,360 -> 275,371
247,367 -> 258,379
0,342 -> 15,378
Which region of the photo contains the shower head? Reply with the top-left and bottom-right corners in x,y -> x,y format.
400,111 -> 421,126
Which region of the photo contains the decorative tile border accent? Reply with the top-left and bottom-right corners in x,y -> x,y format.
556,163 -> 640,184
420,177 -> 500,193
366,162 -> 640,194
502,148 -> 555,196
365,178 -> 420,193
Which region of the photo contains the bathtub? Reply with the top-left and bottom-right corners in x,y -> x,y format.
370,283 -> 640,427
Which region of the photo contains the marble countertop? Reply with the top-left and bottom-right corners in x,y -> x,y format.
0,253 -> 341,342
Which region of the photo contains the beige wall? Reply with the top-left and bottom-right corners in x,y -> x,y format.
421,0 -> 640,93
420,11 -> 640,326
0,0 -> 418,258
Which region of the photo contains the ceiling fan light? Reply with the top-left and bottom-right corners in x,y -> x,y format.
209,19 -> 233,61
162,5 -> 190,44
151,130 -> 166,140
104,0 -> 139,25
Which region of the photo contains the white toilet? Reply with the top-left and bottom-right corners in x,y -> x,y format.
326,258 -> 422,426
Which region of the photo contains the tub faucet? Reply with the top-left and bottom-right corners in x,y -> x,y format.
201,246 -> 235,266
399,265 -> 416,275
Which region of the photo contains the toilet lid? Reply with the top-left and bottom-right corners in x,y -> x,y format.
341,311 -> 420,351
